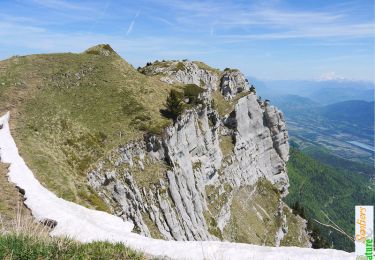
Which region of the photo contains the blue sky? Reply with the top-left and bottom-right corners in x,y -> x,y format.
0,0 -> 374,81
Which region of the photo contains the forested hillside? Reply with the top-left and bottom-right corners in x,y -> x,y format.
285,148 -> 375,251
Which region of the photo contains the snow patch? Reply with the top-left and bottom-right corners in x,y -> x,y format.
0,112 -> 354,259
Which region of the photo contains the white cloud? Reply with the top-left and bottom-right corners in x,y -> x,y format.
218,23 -> 374,40
151,0 -> 374,40
0,19 -> 215,61
318,71 -> 346,81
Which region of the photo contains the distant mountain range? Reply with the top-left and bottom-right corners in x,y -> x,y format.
271,96 -> 374,130
256,79 -> 374,105
319,100 -> 374,128
251,78 -> 375,165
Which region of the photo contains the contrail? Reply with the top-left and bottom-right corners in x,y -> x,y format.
126,9 -> 141,36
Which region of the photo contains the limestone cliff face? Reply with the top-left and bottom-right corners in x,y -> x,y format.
88,61 -> 310,247
220,70 -> 249,99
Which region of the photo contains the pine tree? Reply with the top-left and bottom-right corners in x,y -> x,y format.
165,90 -> 183,120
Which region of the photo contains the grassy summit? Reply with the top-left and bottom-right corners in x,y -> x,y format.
0,44 -> 177,209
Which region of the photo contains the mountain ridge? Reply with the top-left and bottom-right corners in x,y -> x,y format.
0,44 -> 310,248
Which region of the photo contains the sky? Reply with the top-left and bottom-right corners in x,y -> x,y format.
0,0 -> 374,81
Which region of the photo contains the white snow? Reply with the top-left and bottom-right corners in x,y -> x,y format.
0,112 -> 355,260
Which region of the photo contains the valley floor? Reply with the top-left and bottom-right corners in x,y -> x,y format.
0,112 -> 354,260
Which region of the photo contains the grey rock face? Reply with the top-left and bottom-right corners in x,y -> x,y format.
220,70 -> 249,99
226,95 -> 290,194
88,63 -> 308,246
141,61 -> 220,91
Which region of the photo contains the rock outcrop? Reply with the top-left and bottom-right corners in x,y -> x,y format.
220,69 -> 249,99
88,60 -> 310,247
139,60 -> 220,91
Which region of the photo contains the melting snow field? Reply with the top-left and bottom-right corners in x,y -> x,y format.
0,112 -> 354,260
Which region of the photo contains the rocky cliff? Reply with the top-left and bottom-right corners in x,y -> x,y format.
88,60 -> 311,246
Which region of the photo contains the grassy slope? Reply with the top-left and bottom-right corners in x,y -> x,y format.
285,148 -> 375,251
0,233 -> 145,260
0,164 -> 34,230
0,46 -> 175,210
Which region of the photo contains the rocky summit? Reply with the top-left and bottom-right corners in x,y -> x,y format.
91,58 -> 310,246
0,45 -> 310,247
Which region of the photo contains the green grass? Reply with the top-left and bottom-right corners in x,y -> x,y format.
212,90 -> 232,116
212,90 -> 250,117
285,148 -> 375,251
0,233 -> 145,260
192,61 -> 221,74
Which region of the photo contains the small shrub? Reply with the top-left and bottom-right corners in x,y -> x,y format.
250,86 -> 256,94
